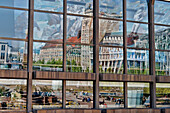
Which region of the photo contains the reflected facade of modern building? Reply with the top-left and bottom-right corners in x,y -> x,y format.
0,0 -> 169,112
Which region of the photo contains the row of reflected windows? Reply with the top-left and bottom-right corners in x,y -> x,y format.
0,40 -> 169,75
0,79 -> 169,110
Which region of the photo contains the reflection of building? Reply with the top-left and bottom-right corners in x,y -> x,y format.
100,33 -> 123,45
39,42 -> 63,63
99,47 -> 123,73
0,42 -> 11,64
155,28 -> 170,50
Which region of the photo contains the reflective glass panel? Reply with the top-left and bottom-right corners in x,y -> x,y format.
155,51 -> 170,76
155,26 -> 170,50
67,16 -> 93,44
32,80 -> 62,109
99,0 -> 123,19
0,8 -> 28,39
34,12 -> 63,42
156,83 -> 170,108
127,0 -> 148,22
99,19 -> 123,46
127,22 -> 149,48
0,79 -> 27,110
128,82 -> 150,108
66,81 -> 93,108
127,49 -> 149,75
0,40 -> 27,70
67,0 -> 93,15
33,42 -> 63,71
154,1 -> 170,25
99,47 -> 123,74
0,0 -> 28,8
66,45 -> 93,73
99,82 -> 124,108
34,0 -> 63,12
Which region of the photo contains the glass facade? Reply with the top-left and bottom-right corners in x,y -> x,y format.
0,79 -> 27,110
33,42 -> 63,71
99,47 -> 123,74
0,0 -> 169,112
127,0 -> 148,22
127,49 -> 149,75
34,12 -> 63,42
156,83 -> 170,108
99,82 -> 124,108
0,40 -> 27,70
128,82 -> 150,108
99,0 -> 123,19
66,81 -> 93,108
32,80 -> 62,109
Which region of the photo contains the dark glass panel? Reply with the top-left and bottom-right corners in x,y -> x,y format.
99,82 -> 124,108
127,49 -> 149,75
66,81 -> 93,108
32,80 -> 62,109
99,47 -> 123,74
33,42 -> 63,71
128,82 -> 150,108
66,45 -> 93,73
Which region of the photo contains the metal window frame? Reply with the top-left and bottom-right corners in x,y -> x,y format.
0,0 -> 169,112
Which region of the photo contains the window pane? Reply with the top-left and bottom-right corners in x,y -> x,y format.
34,0 -> 63,12
154,1 -> 170,25
34,12 -> 63,42
155,51 -> 170,76
0,8 -> 28,39
0,40 -> 27,70
0,0 -> 28,8
99,19 -> 123,46
127,49 -> 149,75
128,82 -> 150,108
99,82 -> 124,108
155,26 -> 170,50
67,16 -> 93,44
99,47 -> 123,74
99,0 -> 123,19
66,81 -> 93,108
127,0 -> 148,22
67,0 -> 93,15
32,80 -> 62,109
66,45 -> 93,73
33,42 -> 63,71
0,79 -> 27,110
127,22 -> 149,48
156,83 -> 170,108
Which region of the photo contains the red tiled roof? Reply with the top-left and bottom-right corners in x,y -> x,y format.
67,36 -> 81,43
42,37 -> 81,49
